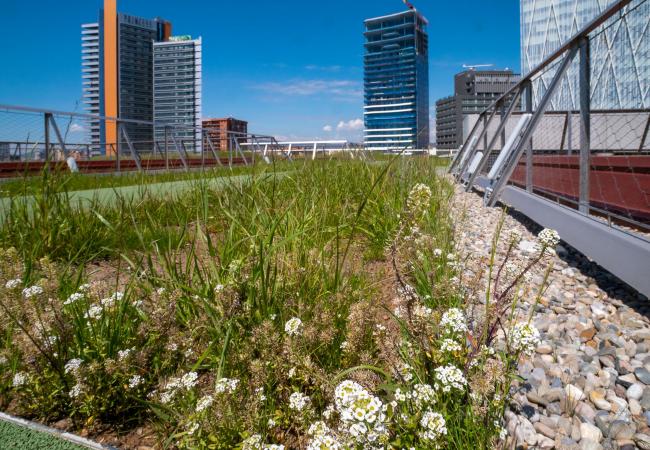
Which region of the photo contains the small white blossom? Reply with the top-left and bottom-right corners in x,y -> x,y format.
22,285 -> 43,299
181,371 -> 199,389
284,317 -> 303,336
128,375 -> 143,389
509,322 -> 541,356
413,384 -> 437,408
288,367 -> 297,378
215,377 -> 239,394
440,338 -> 462,353
64,292 -> 84,306
84,305 -> 103,320
187,422 -> 199,435
242,434 -> 263,450
433,248 -> 443,258
5,279 -> 21,289
64,358 -> 83,375
289,392 -> 310,411
439,308 -> 468,334
117,348 -> 134,361
419,410 -> 447,441
538,228 -> 560,248
12,372 -> 29,387
78,283 -> 91,292
69,383 -> 83,398
434,365 -> 467,393
196,395 -> 214,412
100,292 -> 123,308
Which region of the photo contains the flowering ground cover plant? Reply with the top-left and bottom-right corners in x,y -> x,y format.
0,158 -> 555,449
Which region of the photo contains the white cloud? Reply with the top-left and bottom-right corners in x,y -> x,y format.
336,118 -> 363,131
305,64 -> 343,72
323,125 -> 333,132
69,123 -> 86,133
253,79 -> 362,100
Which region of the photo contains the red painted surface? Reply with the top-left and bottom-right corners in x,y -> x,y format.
0,158 -> 245,178
510,155 -> 650,222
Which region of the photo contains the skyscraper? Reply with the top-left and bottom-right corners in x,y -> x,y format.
364,9 -> 430,151
82,0 -> 171,154
153,36 -> 202,153
521,0 -> 649,110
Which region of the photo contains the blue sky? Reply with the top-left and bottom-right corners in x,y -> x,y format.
0,0 -> 521,142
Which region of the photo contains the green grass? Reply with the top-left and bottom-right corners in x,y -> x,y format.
0,420 -> 86,450
0,156 -> 545,449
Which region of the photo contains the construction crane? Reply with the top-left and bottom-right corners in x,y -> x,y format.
462,64 -> 495,70
403,0 -> 416,11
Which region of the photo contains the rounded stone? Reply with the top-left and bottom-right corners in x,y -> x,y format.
627,383 -> 644,400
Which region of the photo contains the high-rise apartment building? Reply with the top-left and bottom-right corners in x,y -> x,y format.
436,69 -> 520,149
82,0 -> 171,154
521,0 -> 649,110
153,36 -> 202,153
363,9 -> 430,151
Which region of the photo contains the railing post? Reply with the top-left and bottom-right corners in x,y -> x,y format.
579,36 -> 591,215
116,122 -> 121,173
524,80 -> 533,193
164,126 -> 169,171
44,112 -> 52,164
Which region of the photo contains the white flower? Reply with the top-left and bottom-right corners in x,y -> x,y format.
307,434 -> 342,450
69,383 -> 83,398
264,445 -> 284,450
84,305 -> 103,320
419,410 -> 447,441
242,434 -> 263,450
509,322 -> 541,356
446,253 -> 456,261
406,183 -> 432,215
413,304 -> 433,319
214,284 -> 225,293
181,371 -> 199,389
128,375 -> 143,389
215,377 -> 239,394
284,317 -> 303,336
196,395 -> 214,412
538,228 -> 560,248
156,287 -> 166,295
64,292 -> 84,306
396,363 -> 414,382
289,392 -> 310,411
434,365 -> 467,393
433,248 -> 443,258
412,384 -> 437,408
64,358 -> 83,375
395,388 -> 407,402
288,367 -> 297,378
439,308 -> 468,335
340,341 -> 349,350
12,372 -> 28,387
117,348 -> 133,361
22,286 -> 43,299
333,380 -> 388,444
267,418 -> 276,427
187,422 -> 199,435
100,292 -> 123,308
5,279 -> 21,289
308,421 -> 331,437
508,229 -> 523,244
440,338 -> 462,353
78,283 -> 91,292
0,356 -> 7,365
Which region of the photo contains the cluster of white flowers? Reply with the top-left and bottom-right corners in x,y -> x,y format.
537,228 -> 560,249
412,384 -> 437,409
340,341 -> 349,351
100,292 -> 123,308
128,375 -> 143,389
289,392 -> 310,411
508,229 -> 523,245
12,372 -> 28,387
433,248 -> 443,258
22,285 -> 43,299
509,322 -> 541,356
419,411 -> 447,442
155,287 -> 166,295
306,421 -> 342,450
69,383 -> 83,398
215,377 -> 239,394
439,308 -> 468,335
117,348 -> 134,361
196,395 -> 214,412
64,358 -> 83,375
284,317 -> 303,336
84,305 -> 103,320
413,304 -> 433,320
64,292 -> 85,306
334,380 -> 388,445
434,365 -> 467,393
406,183 -> 432,216
440,338 -> 462,353
241,434 -> 285,450
5,279 -> 21,290
395,362 -> 414,382
78,283 -> 91,292
160,372 -> 199,403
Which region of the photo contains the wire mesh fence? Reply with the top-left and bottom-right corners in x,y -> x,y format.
450,0 -> 650,240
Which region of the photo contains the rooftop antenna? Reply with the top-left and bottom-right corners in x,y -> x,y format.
462,64 -> 495,70
403,0 -> 416,10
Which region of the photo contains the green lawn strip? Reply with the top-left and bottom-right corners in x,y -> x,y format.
0,171 -> 286,223
0,418 -> 90,450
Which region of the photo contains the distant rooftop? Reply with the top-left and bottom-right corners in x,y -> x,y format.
364,9 -> 428,25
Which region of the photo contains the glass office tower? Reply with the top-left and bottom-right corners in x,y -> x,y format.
521,0 -> 649,110
153,36 -> 203,153
364,9 -> 430,151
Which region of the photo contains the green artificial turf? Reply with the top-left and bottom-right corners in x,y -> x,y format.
0,420 -> 86,450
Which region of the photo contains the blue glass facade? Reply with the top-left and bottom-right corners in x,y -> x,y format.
364,10 -> 429,151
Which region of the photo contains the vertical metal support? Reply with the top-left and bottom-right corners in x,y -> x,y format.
524,80 -> 534,193
116,122 -> 121,173
579,37 -> 591,215
164,126 -> 169,171
482,114 -> 488,151
121,125 -> 142,171
50,115 -> 69,157
201,129 -> 205,170
44,113 -> 51,163
567,112 -> 573,155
